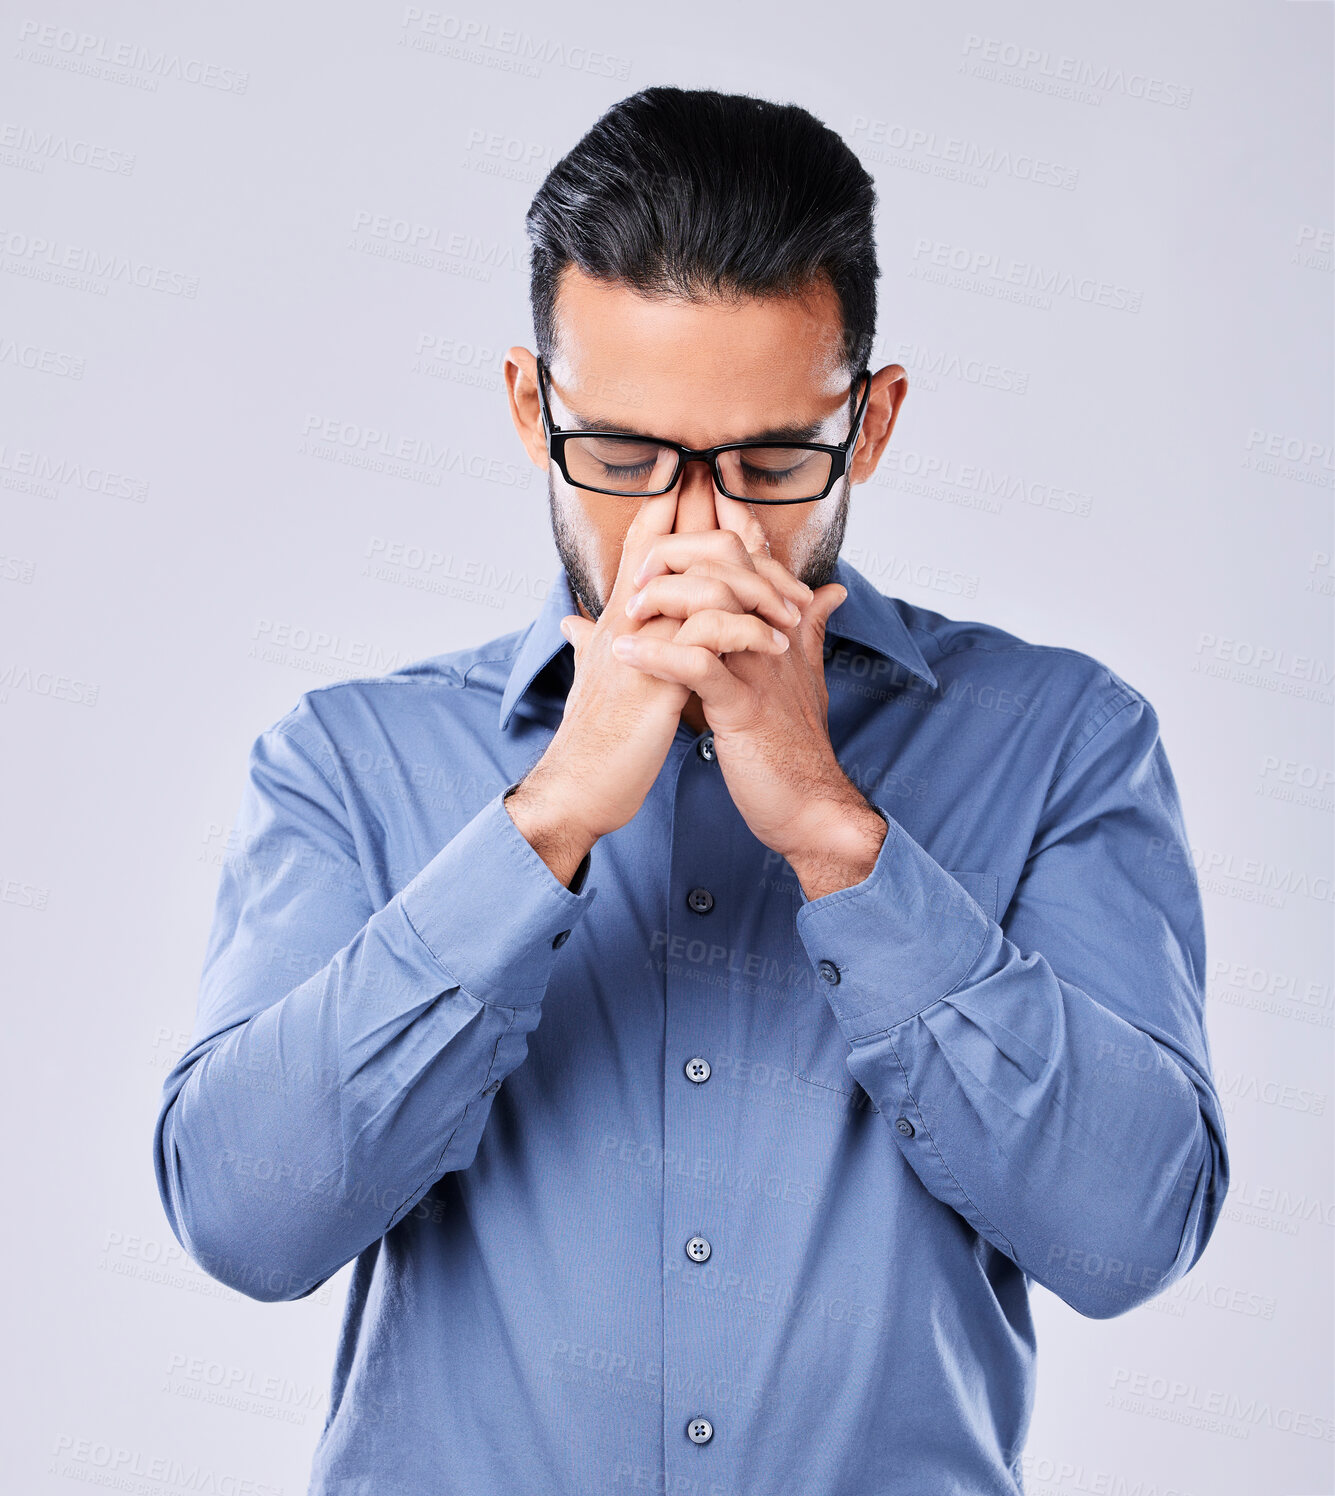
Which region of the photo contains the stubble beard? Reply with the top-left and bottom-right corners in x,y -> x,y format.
547,470 -> 852,624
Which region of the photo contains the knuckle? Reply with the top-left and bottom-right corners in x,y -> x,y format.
687,647 -> 716,681
677,609 -> 712,643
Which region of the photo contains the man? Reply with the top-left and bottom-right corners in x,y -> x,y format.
154,86 -> 1228,1494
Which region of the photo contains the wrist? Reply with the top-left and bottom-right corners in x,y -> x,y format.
504,773 -> 599,888
785,794 -> 888,903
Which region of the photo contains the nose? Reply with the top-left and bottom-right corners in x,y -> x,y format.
669,456 -> 723,532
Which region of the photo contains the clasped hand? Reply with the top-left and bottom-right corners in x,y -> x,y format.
560,487 -> 873,871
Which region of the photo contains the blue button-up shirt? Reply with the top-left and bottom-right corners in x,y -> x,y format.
153,554 -> 1229,1495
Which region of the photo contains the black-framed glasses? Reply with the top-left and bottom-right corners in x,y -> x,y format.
536,357 -> 872,504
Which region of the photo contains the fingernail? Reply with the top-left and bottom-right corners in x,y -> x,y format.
612,634 -> 635,655
771,628 -> 789,649
785,599 -> 801,621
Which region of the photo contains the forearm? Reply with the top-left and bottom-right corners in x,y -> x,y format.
844,919 -> 1227,1316
155,781 -> 596,1302
156,921 -> 534,1301
795,766 -> 1228,1319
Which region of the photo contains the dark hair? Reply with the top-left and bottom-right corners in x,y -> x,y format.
525,86 -> 879,381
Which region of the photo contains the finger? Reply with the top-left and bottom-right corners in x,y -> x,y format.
678,607 -> 792,658
630,526 -> 754,590
792,582 -> 847,661
712,486 -> 774,569
609,628 -> 760,704
558,613 -> 596,663
752,552 -> 817,609
805,582 -> 847,632
709,490 -> 822,619
610,490 -> 683,608
624,564 -> 803,630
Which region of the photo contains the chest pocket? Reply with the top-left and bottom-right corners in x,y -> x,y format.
790,869 -> 1000,1099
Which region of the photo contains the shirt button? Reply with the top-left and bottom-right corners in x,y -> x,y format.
686,1417 -> 714,1444
552,929 -> 570,949
696,733 -> 715,762
483,1080 -> 501,1096
687,887 -> 715,915
686,1235 -> 711,1262
684,1057 -> 711,1084
895,1117 -> 915,1137
817,959 -> 841,985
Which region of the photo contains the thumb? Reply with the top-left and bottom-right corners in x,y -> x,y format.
795,582 -> 845,665
559,613 -> 596,659
809,582 -> 847,632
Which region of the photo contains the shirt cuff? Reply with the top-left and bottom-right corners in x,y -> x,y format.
793,799 -> 990,1039
397,783 -> 597,1008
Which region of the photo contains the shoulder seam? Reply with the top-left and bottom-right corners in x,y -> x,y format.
909,631 -> 1125,677
294,670 -> 465,699
269,717 -> 345,799
267,639 -> 525,786
286,635 -> 529,701
1048,689 -> 1145,793
904,631 -> 1150,713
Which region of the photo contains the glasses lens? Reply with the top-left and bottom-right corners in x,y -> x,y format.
716,446 -> 834,501
564,435 -> 678,494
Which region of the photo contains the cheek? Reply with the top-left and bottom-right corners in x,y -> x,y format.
561,491 -> 631,570
768,505 -> 825,558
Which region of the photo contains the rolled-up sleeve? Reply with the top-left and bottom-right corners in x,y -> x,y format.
152,711 -> 596,1303
795,687 -> 1229,1318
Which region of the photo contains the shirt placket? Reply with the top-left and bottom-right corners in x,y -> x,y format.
661,725 -> 736,1484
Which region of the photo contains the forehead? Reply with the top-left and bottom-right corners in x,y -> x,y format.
548,264 -> 850,438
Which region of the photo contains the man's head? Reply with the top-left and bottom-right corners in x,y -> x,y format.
504,86 -> 908,621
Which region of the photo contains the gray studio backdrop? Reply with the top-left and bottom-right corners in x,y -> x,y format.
3,3 -> 1332,1493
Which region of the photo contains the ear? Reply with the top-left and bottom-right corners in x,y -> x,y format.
503,347 -> 549,471
849,365 -> 908,484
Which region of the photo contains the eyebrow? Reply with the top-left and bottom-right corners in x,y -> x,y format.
558,400 -> 828,445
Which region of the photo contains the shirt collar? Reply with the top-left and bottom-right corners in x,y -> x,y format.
498,554 -> 938,733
